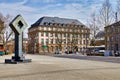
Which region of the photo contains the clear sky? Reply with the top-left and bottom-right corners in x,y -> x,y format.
0,0 -> 116,37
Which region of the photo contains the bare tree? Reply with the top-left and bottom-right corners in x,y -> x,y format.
0,13 -> 5,42
0,13 -> 13,50
28,33 -> 37,53
116,0 -> 120,21
99,0 -> 114,27
89,0 -> 114,46
88,12 -> 100,55
90,12 -> 100,39
89,12 -> 100,46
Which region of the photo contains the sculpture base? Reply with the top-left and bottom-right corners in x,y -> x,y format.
5,59 -> 32,64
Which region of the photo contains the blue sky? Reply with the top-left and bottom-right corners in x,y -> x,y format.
0,0 -> 117,37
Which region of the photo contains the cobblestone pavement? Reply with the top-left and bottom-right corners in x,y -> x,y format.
0,54 -> 120,80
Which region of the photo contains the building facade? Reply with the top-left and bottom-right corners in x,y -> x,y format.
28,17 -> 90,54
7,38 -> 28,53
95,31 -> 105,46
105,21 -> 120,52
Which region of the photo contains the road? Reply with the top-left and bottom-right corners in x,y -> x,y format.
54,54 -> 120,63
0,54 -> 120,80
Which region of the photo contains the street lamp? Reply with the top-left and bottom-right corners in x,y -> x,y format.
85,32 -> 88,54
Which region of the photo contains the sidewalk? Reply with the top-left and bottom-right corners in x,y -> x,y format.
0,54 -> 120,80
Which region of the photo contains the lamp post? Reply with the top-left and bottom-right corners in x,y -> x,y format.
85,33 -> 88,54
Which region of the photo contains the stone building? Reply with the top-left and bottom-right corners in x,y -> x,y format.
7,38 -> 28,53
105,21 -> 120,52
28,16 -> 90,54
95,31 -> 105,46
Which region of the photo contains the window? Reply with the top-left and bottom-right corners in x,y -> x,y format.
55,33 -> 57,37
49,27 -> 51,31
57,24 -> 60,26
83,35 -> 85,38
53,23 -> 55,26
41,27 -> 44,30
110,28 -> 113,33
41,39 -> 44,44
67,34 -> 70,37
109,36 -> 113,41
82,30 -> 83,32
61,24 -> 64,27
83,40 -> 85,44
62,28 -> 64,31
58,28 -> 61,31
76,40 -> 78,44
50,33 -> 53,37
53,27 -> 55,31
111,36 -> 114,41
80,40 -> 82,44
51,39 -> 53,44
39,27 -> 41,30
68,39 -> 70,43
116,27 -> 119,33
65,28 -> 67,32
80,30 -> 82,33
76,35 -> 78,38
64,39 -> 66,44
60,34 -> 62,38
119,36 -> 120,41
64,34 -> 66,37
48,23 -> 51,25
44,27 -> 47,30
46,39 -> 49,44
107,29 -> 109,33
116,35 -> 119,41
86,40 -> 88,44
86,34 -> 89,38
107,37 -> 109,41
46,27 -> 48,31
44,22 -> 48,25
41,32 -> 44,36
46,33 -> 48,37
55,39 -> 57,44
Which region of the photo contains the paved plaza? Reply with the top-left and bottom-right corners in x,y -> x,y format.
0,54 -> 120,80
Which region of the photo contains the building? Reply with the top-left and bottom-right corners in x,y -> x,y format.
28,16 -> 90,54
105,21 -> 120,53
7,38 -> 28,53
95,31 -> 105,46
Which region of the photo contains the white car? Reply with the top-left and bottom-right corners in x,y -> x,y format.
99,50 -> 105,53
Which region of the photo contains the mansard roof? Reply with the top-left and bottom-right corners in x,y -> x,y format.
29,16 -> 84,29
95,31 -> 105,39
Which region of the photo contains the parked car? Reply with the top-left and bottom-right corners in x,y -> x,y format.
0,51 -> 5,56
87,49 -> 104,56
69,51 -> 73,54
99,50 -> 105,53
55,50 -> 62,54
